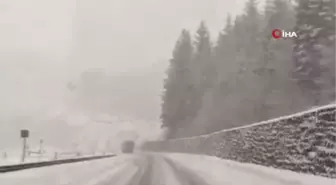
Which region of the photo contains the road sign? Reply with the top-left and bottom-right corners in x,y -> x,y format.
20,130 -> 29,162
21,130 -> 29,138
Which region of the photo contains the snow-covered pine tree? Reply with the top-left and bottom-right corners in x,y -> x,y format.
293,0 -> 335,105
161,29 -> 193,138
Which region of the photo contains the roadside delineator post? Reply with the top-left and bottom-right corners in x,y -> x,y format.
54,152 -> 58,160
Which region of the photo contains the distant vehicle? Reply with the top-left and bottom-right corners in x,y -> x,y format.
121,140 -> 135,153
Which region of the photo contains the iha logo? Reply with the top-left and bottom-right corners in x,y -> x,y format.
271,29 -> 298,39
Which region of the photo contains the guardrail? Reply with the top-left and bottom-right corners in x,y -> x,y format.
0,154 -> 116,173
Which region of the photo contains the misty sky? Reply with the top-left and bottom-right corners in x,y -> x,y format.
0,0 -> 249,116
1,0 -> 247,66
0,0 -> 249,150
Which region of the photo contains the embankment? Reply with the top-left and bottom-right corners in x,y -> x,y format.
142,104 -> 336,178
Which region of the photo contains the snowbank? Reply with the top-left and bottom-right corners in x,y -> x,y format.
165,153 -> 335,185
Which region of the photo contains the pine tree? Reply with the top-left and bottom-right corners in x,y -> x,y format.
188,21 -> 213,120
160,0 -> 334,138
161,29 -> 194,138
216,14 -> 233,47
293,0 -> 335,105
261,0 -> 303,115
244,0 -> 261,49
213,14 -> 236,96
264,0 -> 275,19
207,14 -> 239,131
214,14 -> 234,72
245,0 -> 260,23
251,0 -> 298,120
183,21 -> 217,136
193,21 -> 214,91
238,0 -> 269,121
317,0 -> 335,101
234,0 -> 262,73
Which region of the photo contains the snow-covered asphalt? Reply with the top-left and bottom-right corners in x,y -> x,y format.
0,153 -> 334,185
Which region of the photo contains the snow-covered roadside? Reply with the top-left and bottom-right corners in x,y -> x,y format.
0,146 -> 79,166
0,155 -> 133,185
0,156 -> 52,166
164,153 -> 335,185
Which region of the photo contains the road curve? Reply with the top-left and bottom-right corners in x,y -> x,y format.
0,153 -> 212,185
99,153 -> 212,185
0,153 -> 334,185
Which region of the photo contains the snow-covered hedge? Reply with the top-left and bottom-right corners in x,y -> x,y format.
143,104 -> 336,178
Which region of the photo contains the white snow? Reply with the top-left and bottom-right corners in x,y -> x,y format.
83,162 -> 134,185
164,153 -> 335,185
0,146 -> 77,166
0,156 -> 52,166
308,151 -> 317,159
0,154 -> 134,185
0,153 -> 334,185
162,161 -> 186,184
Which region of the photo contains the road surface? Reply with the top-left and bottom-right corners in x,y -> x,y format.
0,153 -> 334,185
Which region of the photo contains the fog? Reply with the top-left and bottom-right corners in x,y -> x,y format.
0,0 -> 247,153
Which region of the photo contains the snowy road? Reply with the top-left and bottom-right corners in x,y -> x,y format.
0,153 -> 334,185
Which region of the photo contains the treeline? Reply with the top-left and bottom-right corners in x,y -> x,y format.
161,0 -> 335,138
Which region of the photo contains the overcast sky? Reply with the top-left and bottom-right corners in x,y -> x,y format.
0,0 -> 250,116
0,0 -> 247,66
0,0 -> 249,150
